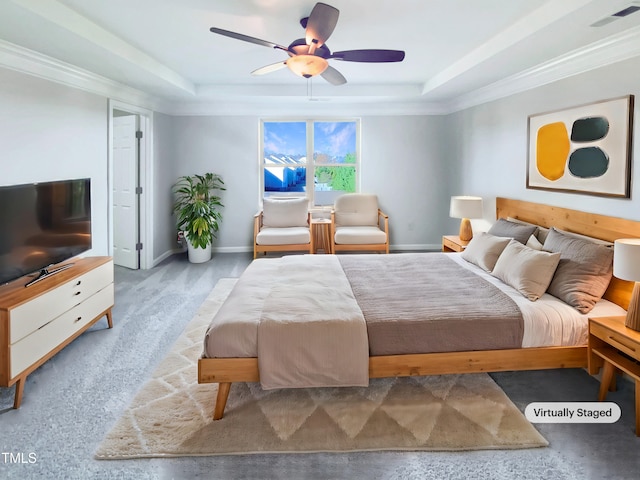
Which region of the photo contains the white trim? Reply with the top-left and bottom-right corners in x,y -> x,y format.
1,22 -> 640,117
0,27 -> 640,116
446,24 -> 640,113
108,99 -> 154,270
0,39 -> 163,111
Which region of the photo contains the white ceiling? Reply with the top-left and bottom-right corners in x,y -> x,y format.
1,0 -> 640,112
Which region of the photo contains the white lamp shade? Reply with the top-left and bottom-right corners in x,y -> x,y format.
613,239 -> 640,282
450,196 -> 483,219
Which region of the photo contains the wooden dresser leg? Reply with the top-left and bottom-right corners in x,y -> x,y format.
13,377 -> 25,409
106,309 -> 113,329
213,382 -> 231,420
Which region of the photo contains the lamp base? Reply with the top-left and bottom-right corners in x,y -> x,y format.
459,218 -> 473,242
625,282 -> 640,331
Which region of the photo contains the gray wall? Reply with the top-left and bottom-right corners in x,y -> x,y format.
446,55 -> 640,232
165,114 -> 449,253
4,52 -> 640,265
0,67 -> 109,256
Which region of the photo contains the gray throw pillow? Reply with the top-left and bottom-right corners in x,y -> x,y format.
488,218 -> 537,244
543,227 -> 613,313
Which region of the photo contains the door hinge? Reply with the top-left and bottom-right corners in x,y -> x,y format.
136,243 -> 143,251
136,130 -> 143,139
135,186 -> 143,194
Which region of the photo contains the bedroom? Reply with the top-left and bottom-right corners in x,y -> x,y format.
1,1 -> 640,479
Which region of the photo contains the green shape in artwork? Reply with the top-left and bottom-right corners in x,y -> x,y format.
570,117 -> 609,142
568,147 -> 609,178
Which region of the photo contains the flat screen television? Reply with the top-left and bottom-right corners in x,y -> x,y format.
0,178 -> 92,286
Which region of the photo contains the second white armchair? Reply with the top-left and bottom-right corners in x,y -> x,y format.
331,194 -> 389,254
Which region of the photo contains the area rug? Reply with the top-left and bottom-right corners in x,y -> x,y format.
95,278 -> 548,459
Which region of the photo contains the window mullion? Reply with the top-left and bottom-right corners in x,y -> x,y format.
306,121 -> 314,205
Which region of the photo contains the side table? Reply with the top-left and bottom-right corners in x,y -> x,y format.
311,219 -> 333,254
588,315 -> 640,436
442,235 -> 469,253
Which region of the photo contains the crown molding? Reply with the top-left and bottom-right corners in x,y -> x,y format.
444,24 -> 640,113
0,39 -> 163,111
2,23 -> 640,117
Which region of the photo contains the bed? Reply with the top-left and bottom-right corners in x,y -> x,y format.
198,198 -> 640,420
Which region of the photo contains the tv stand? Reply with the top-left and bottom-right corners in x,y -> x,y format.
0,257 -> 114,408
25,263 -> 74,288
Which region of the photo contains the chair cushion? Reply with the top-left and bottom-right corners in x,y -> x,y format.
262,197 -> 309,228
334,226 -> 387,245
334,194 -> 379,226
256,227 -> 310,246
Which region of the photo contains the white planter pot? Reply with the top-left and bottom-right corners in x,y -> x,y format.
185,236 -> 212,263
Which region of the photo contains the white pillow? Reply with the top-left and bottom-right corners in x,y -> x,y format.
262,197 -> 309,228
492,240 -> 561,301
526,234 -> 543,250
461,233 -> 511,272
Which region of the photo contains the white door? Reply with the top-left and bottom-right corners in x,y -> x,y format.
112,115 -> 139,269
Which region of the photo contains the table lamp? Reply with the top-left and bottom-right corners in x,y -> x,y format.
613,239 -> 640,331
449,196 -> 483,242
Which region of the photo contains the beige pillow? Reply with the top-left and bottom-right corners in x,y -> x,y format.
543,228 -> 613,313
492,240 -> 561,301
262,197 -> 309,228
461,233 -> 511,272
526,234 -> 543,250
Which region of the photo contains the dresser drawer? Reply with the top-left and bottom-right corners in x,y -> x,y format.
590,321 -> 640,361
9,261 -> 113,343
9,284 -> 114,378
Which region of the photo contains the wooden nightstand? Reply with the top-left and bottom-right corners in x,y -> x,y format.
442,235 -> 469,253
311,218 -> 332,254
588,315 -> 640,435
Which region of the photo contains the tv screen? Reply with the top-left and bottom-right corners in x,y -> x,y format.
0,178 -> 92,286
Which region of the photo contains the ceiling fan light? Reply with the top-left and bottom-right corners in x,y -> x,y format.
286,55 -> 328,78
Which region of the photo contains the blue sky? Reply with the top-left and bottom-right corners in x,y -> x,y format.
264,121 -> 356,157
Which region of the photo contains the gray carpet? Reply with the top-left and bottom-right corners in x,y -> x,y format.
2,252 -> 640,479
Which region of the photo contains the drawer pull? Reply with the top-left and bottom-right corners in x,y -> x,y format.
74,291 -> 81,296
75,316 -> 82,323
76,280 -> 82,286
608,335 -> 636,352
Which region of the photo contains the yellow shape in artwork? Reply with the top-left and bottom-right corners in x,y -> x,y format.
536,122 -> 570,181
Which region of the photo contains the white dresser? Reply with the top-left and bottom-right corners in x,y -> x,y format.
0,256 -> 114,408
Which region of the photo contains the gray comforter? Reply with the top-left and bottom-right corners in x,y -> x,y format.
338,253 -> 524,355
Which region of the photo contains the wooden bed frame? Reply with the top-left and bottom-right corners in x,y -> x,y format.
198,197 -> 640,420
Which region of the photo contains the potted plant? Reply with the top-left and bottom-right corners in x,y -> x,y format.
172,173 -> 225,263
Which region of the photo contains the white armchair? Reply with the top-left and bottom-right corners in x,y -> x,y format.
331,194 -> 389,254
253,197 -> 313,258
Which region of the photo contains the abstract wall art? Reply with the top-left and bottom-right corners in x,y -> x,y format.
527,95 -> 634,198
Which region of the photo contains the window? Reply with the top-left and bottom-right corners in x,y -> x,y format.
260,119 -> 359,206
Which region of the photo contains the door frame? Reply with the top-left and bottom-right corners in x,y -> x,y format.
107,99 -> 153,270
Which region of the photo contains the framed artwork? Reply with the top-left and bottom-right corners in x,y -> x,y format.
526,95 -> 634,198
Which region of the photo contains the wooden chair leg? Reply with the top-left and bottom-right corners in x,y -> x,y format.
213,382 -> 231,420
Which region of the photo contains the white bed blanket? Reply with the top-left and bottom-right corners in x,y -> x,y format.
257,255 -> 369,390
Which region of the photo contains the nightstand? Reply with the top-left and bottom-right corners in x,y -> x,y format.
588,315 -> 640,435
311,218 -> 332,254
442,235 -> 469,253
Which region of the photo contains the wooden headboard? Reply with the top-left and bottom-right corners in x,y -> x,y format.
495,197 -> 640,310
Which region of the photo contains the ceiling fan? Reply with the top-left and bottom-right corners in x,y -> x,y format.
209,2 -> 405,86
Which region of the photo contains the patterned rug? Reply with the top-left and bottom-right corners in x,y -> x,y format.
95,278 -> 548,459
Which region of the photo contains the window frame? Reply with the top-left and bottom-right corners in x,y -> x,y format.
259,118 -> 361,207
